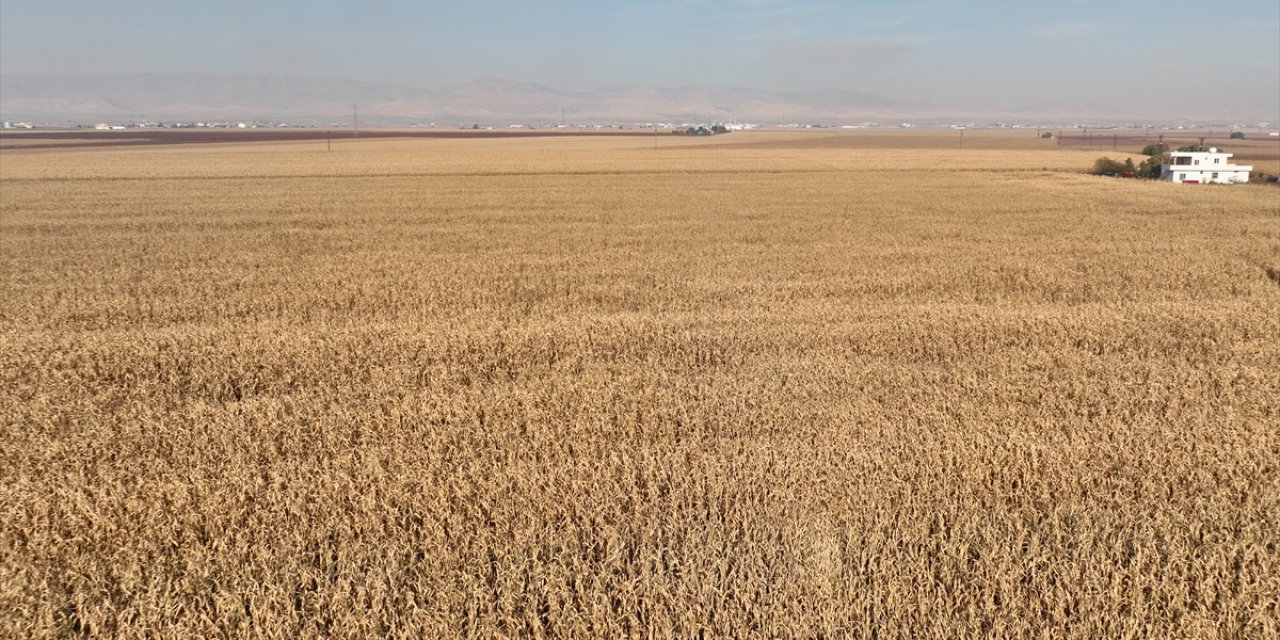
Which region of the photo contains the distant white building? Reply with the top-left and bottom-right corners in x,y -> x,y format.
1160,148 -> 1252,184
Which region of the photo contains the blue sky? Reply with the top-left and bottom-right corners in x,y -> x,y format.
2,0 -> 1277,116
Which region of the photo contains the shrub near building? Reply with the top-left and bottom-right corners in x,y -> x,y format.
1090,157 -> 1133,177
1131,144 -> 1168,179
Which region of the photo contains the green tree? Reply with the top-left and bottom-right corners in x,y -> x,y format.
1137,153 -> 1168,179
1230,131 -> 1245,139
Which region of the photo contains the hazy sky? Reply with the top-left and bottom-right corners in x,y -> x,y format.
2,0 -> 1277,116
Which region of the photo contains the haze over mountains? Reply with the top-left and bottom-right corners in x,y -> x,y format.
0,73 -> 1262,125
1,73 -> 901,124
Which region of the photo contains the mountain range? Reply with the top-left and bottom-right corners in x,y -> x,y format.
0,73 -> 912,124
0,73 -> 1189,125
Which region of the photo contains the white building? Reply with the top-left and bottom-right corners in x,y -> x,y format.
1160,148 -> 1252,184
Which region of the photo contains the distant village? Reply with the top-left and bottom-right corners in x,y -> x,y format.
2,118 -> 1275,135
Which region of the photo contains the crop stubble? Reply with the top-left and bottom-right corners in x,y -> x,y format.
1,132 -> 1278,638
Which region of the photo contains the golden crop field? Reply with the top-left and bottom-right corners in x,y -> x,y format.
2,130 -> 1278,638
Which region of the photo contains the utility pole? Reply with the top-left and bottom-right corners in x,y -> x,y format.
353,103 -> 359,138
959,127 -> 964,149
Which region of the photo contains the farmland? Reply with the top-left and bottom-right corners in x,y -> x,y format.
1,130 -> 1278,638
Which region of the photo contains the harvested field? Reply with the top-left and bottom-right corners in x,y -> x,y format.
1,131 -> 1278,638
1054,130 -> 1280,175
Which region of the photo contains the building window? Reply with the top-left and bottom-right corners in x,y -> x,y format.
1194,159 -> 1200,165
1215,158 -> 1221,164
1212,173 -> 1219,179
